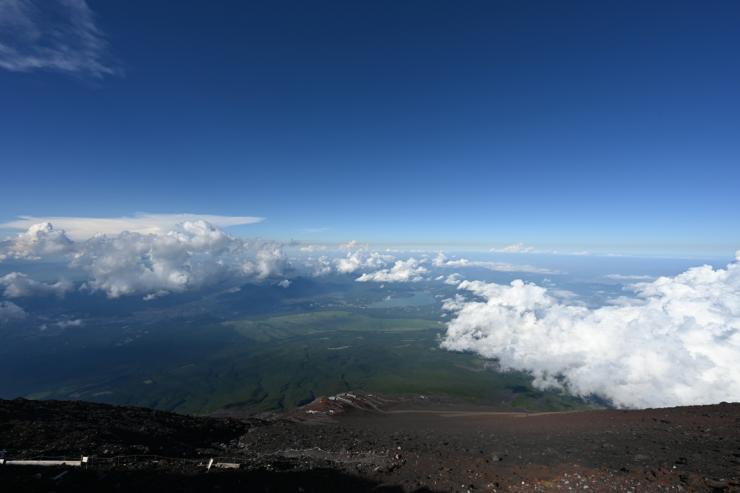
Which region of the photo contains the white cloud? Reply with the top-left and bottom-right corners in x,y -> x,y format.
0,220 -> 285,299
241,241 -> 286,280
605,274 -> 655,281
277,279 -> 291,288
490,243 -> 535,253
69,220 -> 284,298
433,252 -> 555,274
339,240 -> 367,250
0,222 -> 74,260
444,273 -> 463,285
0,300 -> 26,321
71,221 -> 230,298
432,252 -> 468,268
0,0 -> 118,77
349,252 -> 553,283
336,250 -> 394,274
441,254 -> 740,408
356,257 -> 428,283
304,255 -> 333,276
0,272 -> 72,298
1,213 -> 263,241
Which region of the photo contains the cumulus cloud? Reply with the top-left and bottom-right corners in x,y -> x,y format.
70,220 -> 285,298
1,213 -> 263,241
356,258 -> 428,283
336,250 -> 394,274
72,220 -> 229,297
0,300 -> 26,321
0,272 -> 72,298
0,222 -> 74,260
241,241 -> 287,280
444,273 -> 463,285
302,255 -> 334,277
339,240 -> 367,250
441,255 -> 740,408
432,252 -> 467,268
490,243 -> 535,253
0,219 -> 288,299
0,0 -> 118,77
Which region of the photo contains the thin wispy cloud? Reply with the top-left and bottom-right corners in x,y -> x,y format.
0,0 -> 118,77
433,252 -> 556,275
604,273 -> 655,281
490,242 -> 536,253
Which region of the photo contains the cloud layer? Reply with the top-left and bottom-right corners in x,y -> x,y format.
1,213 -> 264,240
441,255 -> 740,408
1,220 -> 285,299
0,0 -> 117,77
490,242 -> 535,253
0,217 -> 562,302
303,250 -> 557,283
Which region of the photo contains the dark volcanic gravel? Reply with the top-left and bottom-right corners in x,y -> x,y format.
1,396 -> 739,492
0,398 -> 251,458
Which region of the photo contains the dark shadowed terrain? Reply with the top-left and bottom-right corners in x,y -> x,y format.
1,395 -> 739,492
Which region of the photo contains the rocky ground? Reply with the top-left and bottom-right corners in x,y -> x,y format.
1,395 -> 739,492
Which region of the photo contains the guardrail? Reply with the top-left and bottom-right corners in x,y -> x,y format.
1,459 -> 85,467
0,455 -> 251,471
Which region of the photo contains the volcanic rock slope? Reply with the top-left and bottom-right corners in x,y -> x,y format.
1,395 -> 739,492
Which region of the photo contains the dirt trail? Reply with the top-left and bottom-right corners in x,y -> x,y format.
383,409 -> 585,418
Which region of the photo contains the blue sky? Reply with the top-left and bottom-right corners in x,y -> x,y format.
1,0 -> 739,255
